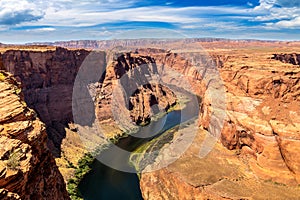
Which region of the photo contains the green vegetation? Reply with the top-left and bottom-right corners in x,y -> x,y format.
66,142 -> 113,200
65,157 -> 76,169
66,93 -> 190,198
67,153 -> 94,200
129,124 -> 178,173
6,150 -> 21,170
129,118 -> 196,174
265,179 -> 287,186
108,132 -> 129,144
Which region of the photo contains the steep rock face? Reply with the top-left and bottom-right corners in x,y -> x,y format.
95,52 -> 177,129
0,71 -> 69,200
272,53 -> 300,66
214,52 -> 300,185
0,48 -> 178,147
0,48 -> 90,155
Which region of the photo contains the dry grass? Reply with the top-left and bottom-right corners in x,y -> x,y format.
0,45 -> 56,53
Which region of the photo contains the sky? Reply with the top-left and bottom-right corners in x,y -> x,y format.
0,0 -> 300,43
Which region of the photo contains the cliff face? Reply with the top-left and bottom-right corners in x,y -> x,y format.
0,71 -> 69,200
0,48 -> 178,151
0,48 -> 90,155
95,52 -> 177,128
215,51 -> 300,185
272,53 -> 300,66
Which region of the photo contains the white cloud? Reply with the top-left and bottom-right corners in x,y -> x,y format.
254,0 -> 276,10
268,16 -> 300,28
254,7 -> 300,21
26,27 -> 56,32
252,0 -> 300,29
247,2 -> 254,7
0,0 -> 299,43
21,6 -> 251,27
0,0 -> 44,25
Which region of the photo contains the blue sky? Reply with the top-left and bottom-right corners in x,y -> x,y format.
0,0 -> 300,43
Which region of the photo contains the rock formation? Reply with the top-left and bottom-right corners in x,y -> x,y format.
215,51 -> 300,185
0,41 -> 300,199
272,53 -> 300,66
0,71 -> 69,199
0,48 -> 90,155
95,52 -> 177,127
0,48 -> 178,151
137,45 -> 300,199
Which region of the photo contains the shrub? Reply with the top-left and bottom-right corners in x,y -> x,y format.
67,153 -> 94,200
6,150 -> 21,170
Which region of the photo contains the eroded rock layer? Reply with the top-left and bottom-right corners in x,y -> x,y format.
0,71 -> 69,200
95,52 -> 177,128
216,50 -> 300,185
0,43 -> 300,199
272,53 -> 300,66
137,45 -> 300,199
0,48 -> 90,155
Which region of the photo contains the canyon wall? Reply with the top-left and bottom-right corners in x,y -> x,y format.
0,48 -> 179,150
95,51 -> 178,128
216,51 -> 300,185
0,71 -> 69,199
26,39 -> 300,50
0,45 -> 299,199
272,53 -> 300,66
0,48 -> 90,155
137,48 -> 300,199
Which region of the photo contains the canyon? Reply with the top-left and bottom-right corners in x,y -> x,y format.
0,40 -> 299,199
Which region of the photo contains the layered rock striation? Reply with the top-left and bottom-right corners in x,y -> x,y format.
0,71 -> 69,200
138,47 -> 300,199
0,48 -> 90,155
1,44 -> 300,199
272,53 -> 300,66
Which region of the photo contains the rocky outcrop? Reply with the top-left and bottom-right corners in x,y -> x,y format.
98,47 -> 300,198
95,52 -> 177,127
0,71 -> 69,199
272,53 -> 300,66
139,128 -> 300,200
0,48 -> 180,150
0,48 -> 90,155
213,51 -> 300,185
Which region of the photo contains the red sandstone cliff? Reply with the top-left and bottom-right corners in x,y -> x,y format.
0,48 -> 90,156
272,53 -> 300,66
0,71 -> 69,199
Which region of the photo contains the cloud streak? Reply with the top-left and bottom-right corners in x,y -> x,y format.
253,0 -> 300,28
0,0 -> 299,43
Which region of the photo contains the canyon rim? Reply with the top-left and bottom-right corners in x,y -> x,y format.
0,0 -> 300,199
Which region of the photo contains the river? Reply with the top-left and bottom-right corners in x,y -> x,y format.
78,91 -> 199,200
